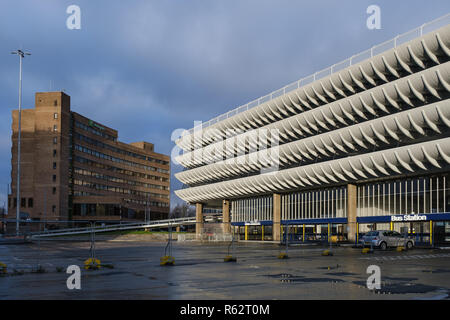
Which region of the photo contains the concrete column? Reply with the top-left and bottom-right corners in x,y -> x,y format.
347,184 -> 357,243
273,193 -> 281,242
195,203 -> 203,239
222,200 -> 231,234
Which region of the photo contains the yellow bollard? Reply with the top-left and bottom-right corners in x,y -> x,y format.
278,252 -> 289,259
224,255 -> 237,262
362,247 -> 373,254
0,262 -> 7,274
84,258 -> 101,270
160,256 -> 175,266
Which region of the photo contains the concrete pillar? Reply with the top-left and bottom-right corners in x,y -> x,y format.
222,200 -> 231,234
273,193 -> 281,242
195,203 -> 203,239
347,184 -> 357,243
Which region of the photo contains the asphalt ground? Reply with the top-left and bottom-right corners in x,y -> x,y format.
1,240 -> 450,300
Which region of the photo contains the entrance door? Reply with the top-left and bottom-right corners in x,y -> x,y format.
435,222 -> 450,246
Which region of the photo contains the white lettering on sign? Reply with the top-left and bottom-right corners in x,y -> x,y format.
391,214 -> 427,222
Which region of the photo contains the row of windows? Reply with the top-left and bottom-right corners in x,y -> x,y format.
74,121 -> 117,141
74,132 -> 169,165
73,167 -> 169,191
72,191 -> 169,208
8,198 -> 57,214
9,197 -> 33,209
282,187 -> 348,221
73,179 -> 169,199
74,156 -> 169,182
124,198 -> 170,208
357,175 -> 450,217
231,196 -> 273,222
74,144 -> 169,174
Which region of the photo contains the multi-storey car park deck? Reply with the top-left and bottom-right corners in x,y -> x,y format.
175,15 -> 450,246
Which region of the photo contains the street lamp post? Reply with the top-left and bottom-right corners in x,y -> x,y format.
11,49 -> 31,235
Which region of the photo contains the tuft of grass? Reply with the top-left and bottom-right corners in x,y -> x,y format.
33,265 -> 46,274
12,269 -> 25,276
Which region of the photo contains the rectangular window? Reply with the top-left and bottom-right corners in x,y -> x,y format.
53,137 -> 57,144
28,198 -> 33,208
21,198 -> 26,208
53,162 -> 57,169
53,149 -> 57,157
53,175 -> 57,182
52,187 -> 56,195
13,198 -> 17,208
54,113 -> 58,119
53,125 -> 57,132
52,205 -> 56,213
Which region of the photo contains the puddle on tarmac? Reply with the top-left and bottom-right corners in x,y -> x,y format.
422,269 -> 450,274
383,276 -> 418,282
279,278 -> 344,284
84,271 -> 128,277
265,273 -> 344,284
325,272 -> 357,277
352,280 -> 441,294
318,265 -> 341,271
265,273 -> 300,278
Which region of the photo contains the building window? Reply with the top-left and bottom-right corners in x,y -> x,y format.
52,175 -> 56,182
21,198 -> 26,208
53,137 -> 57,144
53,149 -> 57,157
53,162 -> 57,169
54,113 -> 58,119
53,125 -> 57,132
54,100 -> 58,106
52,187 -> 56,195
28,198 -> 33,208
13,198 -> 17,208
52,205 -> 56,213
8,197 -> 11,208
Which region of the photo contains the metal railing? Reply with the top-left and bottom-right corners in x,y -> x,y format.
182,13 -> 450,137
1,216 -> 207,238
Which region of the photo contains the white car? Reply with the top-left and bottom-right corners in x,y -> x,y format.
361,230 -> 415,250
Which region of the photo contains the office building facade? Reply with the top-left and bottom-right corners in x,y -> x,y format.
8,92 -> 170,224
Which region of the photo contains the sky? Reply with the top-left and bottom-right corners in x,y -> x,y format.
0,0 -> 449,209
